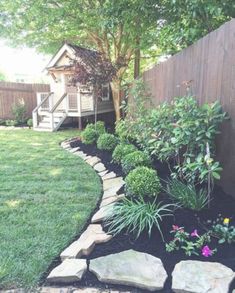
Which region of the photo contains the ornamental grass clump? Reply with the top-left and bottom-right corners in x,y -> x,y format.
125,166 -> 161,199
97,133 -> 118,151
121,150 -> 151,174
105,197 -> 174,239
112,143 -> 137,164
166,178 -> 210,211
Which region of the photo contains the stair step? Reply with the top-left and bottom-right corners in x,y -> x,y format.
42,117 -> 63,123
33,127 -> 53,132
39,121 -> 59,128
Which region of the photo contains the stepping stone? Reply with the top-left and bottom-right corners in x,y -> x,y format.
69,147 -> 80,153
93,162 -> 106,172
103,177 -> 125,191
47,259 -> 87,284
100,194 -> 125,208
172,260 -> 235,293
103,186 -> 122,199
73,151 -> 87,159
84,155 -> 92,161
98,170 -> 109,177
91,204 -> 114,223
89,250 -> 167,291
102,172 -> 116,180
86,156 -> 101,167
60,224 -> 112,260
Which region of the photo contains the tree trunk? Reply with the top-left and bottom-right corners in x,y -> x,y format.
134,38 -> 140,79
110,78 -> 121,121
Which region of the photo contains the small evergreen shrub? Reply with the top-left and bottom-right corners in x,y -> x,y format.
121,150 -> 151,174
82,127 -> 98,144
112,143 -> 137,164
97,133 -> 118,151
5,120 -> 18,126
27,118 -> 33,128
125,166 -> 161,199
82,121 -> 106,144
0,119 -> 5,125
12,102 -> 27,124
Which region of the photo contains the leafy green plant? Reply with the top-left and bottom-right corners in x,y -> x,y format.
166,226 -> 215,257
105,197 -> 174,239
0,119 -> 6,126
27,118 -> 33,128
211,217 -> 235,244
5,120 -> 18,126
115,119 -> 135,142
12,101 -> 27,124
97,133 -> 118,151
166,178 -> 210,211
112,143 -> 137,164
125,166 -> 161,199
82,121 -> 106,144
121,150 -> 151,174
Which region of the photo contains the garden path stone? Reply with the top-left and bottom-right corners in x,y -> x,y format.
69,147 -> 80,153
98,170 -> 109,177
86,156 -> 101,167
103,177 -> 125,191
47,259 -> 87,284
102,172 -> 117,180
103,186 -> 122,199
91,204 -> 114,223
60,224 -> 112,260
89,249 -> 167,291
172,260 -> 235,293
100,194 -> 125,207
93,162 -> 106,172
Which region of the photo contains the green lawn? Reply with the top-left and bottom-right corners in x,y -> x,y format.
0,129 -> 101,290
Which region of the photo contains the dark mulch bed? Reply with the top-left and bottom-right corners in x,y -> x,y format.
48,139 -> 235,292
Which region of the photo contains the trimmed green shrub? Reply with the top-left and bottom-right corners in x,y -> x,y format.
97,133 -> 118,151
12,102 -> 27,124
166,178 -> 209,211
105,197 -> 174,239
112,143 -> 137,164
27,118 -> 33,128
81,127 -> 98,144
125,166 -> 161,198
121,150 -> 151,174
115,119 -> 135,142
5,120 -> 18,126
81,121 -> 106,144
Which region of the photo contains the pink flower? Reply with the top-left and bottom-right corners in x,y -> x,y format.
191,229 -> 199,237
202,245 -> 213,257
172,225 -> 179,231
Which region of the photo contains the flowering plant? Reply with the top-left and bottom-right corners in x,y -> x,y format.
211,217 -> 235,244
166,225 -> 216,257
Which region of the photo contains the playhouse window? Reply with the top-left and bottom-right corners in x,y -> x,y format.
101,84 -> 110,101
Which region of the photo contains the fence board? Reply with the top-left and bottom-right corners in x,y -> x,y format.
0,82 -> 49,120
143,19 -> 235,196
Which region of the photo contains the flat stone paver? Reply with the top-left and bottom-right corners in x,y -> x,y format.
172,260 -> 235,293
91,204 -> 114,223
47,259 -> 87,284
103,177 -> 125,192
93,162 -> 106,172
60,224 -> 112,260
86,156 -> 101,167
99,170 -> 109,177
102,172 -> 117,180
100,194 -> 125,208
69,147 -> 80,153
89,249 -> 167,291
103,186 -> 123,199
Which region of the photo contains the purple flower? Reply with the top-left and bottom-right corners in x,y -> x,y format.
191,229 -> 199,237
202,245 -> 213,257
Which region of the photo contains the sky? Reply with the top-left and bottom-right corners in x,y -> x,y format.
0,39 -> 51,82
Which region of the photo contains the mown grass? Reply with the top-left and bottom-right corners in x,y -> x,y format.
0,129 -> 101,290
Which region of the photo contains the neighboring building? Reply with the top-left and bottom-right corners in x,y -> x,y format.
33,43 -> 115,131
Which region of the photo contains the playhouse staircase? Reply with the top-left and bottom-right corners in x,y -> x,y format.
34,112 -> 67,132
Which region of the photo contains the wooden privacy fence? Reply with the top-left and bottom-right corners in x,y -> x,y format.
0,81 -> 50,119
143,19 -> 235,197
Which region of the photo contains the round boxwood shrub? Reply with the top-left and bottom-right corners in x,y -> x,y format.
125,166 -> 161,198
121,150 -> 151,174
112,143 -> 137,164
97,133 -> 118,151
86,121 -> 105,136
81,127 -> 98,144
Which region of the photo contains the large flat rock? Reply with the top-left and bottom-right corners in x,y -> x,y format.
89,249 -> 167,291
100,194 -> 125,207
86,156 -> 101,167
103,177 -> 125,191
172,260 -> 235,293
47,259 -> 87,284
61,224 -> 112,260
91,204 -> 115,223
102,172 -> 117,180
93,162 -> 106,172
